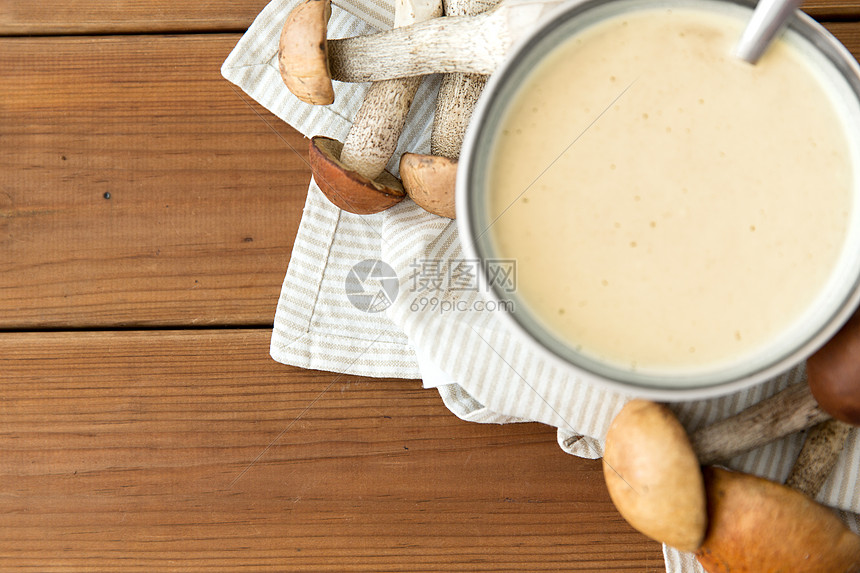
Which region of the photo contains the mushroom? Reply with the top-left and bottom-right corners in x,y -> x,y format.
782,310 -> 860,497
695,467 -> 860,573
784,417 -> 853,497
695,394 -> 860,572
280,0 -> 444,214
688,380 -> 830,464
278,0 -> 335,105
399,0 -> 498,218
808,309 -> 860,425
602,400 -> 707,552
696,349 -> 860,573
603,398 -> 860,563
308,136 -> 406,214
602,311 -> 860,555
325,0 -> 565,82
279,0 -> 444,104
689,310 -> 860,465
399,154 -> 458,217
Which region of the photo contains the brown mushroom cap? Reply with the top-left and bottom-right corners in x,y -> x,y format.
602,400 -> 707,552
309,136 -> 406,215
696,467 -> 860,573
808,310 -> 860,426
399,153 -> 457,219
279,0 -> 334,105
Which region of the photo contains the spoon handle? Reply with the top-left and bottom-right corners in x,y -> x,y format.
735,0 -> 804,64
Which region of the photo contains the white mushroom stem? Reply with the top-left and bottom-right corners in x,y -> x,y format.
430,0 -> 499,158
398,0 -> 500,219
328,0 -> 564,82
785,418 -> 853,498
339,0 -> 443,179
689,382 -> 831,466
431,74 -> 487,158
340,77 -> 424,179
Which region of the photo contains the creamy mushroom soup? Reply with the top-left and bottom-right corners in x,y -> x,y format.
488,7 -> 854,375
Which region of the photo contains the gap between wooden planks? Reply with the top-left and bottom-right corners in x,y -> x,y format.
0,329 -> 662,571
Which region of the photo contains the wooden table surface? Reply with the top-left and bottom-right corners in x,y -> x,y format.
2,1 -> 859,571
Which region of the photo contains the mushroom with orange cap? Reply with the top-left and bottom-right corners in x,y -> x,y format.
278,0 -> 335,105
695,467 -> 860,572
602,309 -> 860,556
602,399 -> 708,552
279,0 -> 443,214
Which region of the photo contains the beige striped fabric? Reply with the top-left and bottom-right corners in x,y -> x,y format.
222,1 -> 859,571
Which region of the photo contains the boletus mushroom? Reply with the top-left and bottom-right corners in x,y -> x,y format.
400,153 -> 458,218
602,399 -> 707,552
689,308 -> 860,465
325,0 -> 566,82
781,309 -> 860,496
695,467 -> 860,573
784,417 -> 853,497
694,310 -> 860,571
399,0 -> 498,219
604,312 -> 860,561
281,0 -> 443,214
808,309 -> 860,426
309,136 -> 407,214
278,0 -> 335,105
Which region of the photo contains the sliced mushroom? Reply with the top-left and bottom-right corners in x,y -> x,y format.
695,467 -> 860,573
602,400 -> 707,552
281,0 -> 443,213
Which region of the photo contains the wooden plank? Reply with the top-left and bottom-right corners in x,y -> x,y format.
0,329 -> 662,571
7,26 -> 860,331
808,0 -> 860,17
1,0 -> 859,36
1,35 -> 309,329
826,20 -> 860,38
0,1 -> 270,35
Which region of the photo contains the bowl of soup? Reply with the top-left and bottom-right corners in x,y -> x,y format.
457,0 -> 860,399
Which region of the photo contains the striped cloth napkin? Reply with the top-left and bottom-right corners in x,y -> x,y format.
222,0 -> 860,570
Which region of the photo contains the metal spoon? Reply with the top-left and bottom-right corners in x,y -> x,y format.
735,0 -> 805,64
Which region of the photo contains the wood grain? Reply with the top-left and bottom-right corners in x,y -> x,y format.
6,26 -> 860,331
1,0 -> 859,36
5,8 -> 860,572
1,35 -> 309,329
0,0 -> 270,35
811,0 -> 860,17
0,329 -> 662,571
